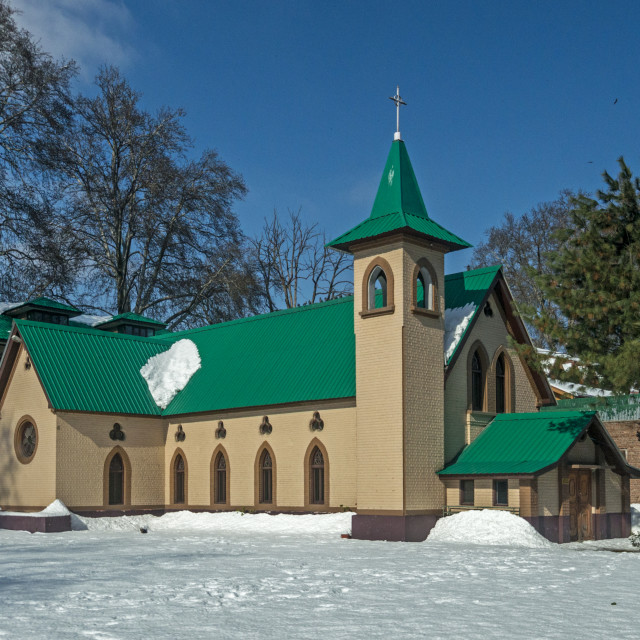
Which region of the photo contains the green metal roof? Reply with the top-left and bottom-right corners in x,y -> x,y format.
0,314 -> 12,342
438,411 -> 597,475
155,296 -> 356,415
4,297 -> 81,317
97,312 -> 167,328
16,319 -> 166,415
443,265 -> 502,365
12,266 -> 502,416
328,140 -> 471,251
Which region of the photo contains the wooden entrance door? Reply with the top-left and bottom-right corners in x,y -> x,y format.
569,469 -> 593,541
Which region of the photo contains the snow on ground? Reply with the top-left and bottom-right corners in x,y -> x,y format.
2,510 -> 640,639
444,303 -> 476,362
140,339 -> 201,409
632,504 -> 640,533
0,499 -> 71,518
427,509 -> 553,548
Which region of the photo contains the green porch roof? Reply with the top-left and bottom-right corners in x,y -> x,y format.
328,140 -> 471,252
13,266 -> 500,416
438,411 -> 597,476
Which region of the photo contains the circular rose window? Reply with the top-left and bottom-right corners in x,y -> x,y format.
15,419 -> 38,463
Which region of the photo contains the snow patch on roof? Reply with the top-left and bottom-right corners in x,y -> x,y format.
0,301 -> 25,315
140,339 -> 201,409
427,509 -> 553,548
444,303 -> 476,362
74,314 -> 113,327
548,378 -> 612,398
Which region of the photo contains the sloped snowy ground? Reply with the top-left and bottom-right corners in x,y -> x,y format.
1,509 -> 640,639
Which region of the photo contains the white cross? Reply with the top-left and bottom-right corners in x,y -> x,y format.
389,86 -> 406,140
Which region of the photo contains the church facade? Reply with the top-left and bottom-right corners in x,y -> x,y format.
0,133 -> 634,542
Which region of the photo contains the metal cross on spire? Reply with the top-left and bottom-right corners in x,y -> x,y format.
389,86 -> 406,141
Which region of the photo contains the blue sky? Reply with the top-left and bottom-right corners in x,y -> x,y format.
13,0 -> 640,273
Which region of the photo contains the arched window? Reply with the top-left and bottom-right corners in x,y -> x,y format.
416,268 -> 434,310
368,266 -> 387,309
214,452 -> 227,504
108,453 -> 124,505
103,446 -> 131,507
496,353 -> 506,414
260,449 -> 273,504
310,447 -> 325,505
471,350 -> 484,411
174,453 -> 186,504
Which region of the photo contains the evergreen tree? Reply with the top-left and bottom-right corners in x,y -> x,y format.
534,158 -> 640,393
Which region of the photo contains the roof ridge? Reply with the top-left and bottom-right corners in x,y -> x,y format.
444,264 -> 502,281
14,319 -> 165,346
158,295 -> 355,340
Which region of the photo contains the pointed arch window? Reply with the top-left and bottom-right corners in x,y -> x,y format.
214,452 -> 227,504
108,453 -> 124,505
174,454 -> 186,504
310,447 -> 325,505
416,268 -> 434,310
260,450 -> 273,504
368,266 -> 387,309
471,350 -> 484,411
496,353 -> 506,414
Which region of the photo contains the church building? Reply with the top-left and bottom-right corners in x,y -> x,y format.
0,111 -> 635,542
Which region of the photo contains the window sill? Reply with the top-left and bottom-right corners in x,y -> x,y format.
411,306 -> 440,318
359,305 -> 395,318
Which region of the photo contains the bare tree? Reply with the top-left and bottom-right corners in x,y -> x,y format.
469,190 -> 577,348
0,0 -> 78,301
55,66 -> 259,328
252,208 -> 352,310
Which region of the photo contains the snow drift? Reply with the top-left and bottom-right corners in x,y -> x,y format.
0,499 -> 70,518
427,509 -> 553,548
444,303 -> 476,362
72,510 -> 353,536
140,339 -> 201,409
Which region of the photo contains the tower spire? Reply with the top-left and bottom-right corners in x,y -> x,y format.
389,86 -> 406,141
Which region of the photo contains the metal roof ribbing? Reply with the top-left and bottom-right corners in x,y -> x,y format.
443,265 -> 502,365
327,140 -> 470,251
17,320 -> 165,415
438,411 -> 597,475
155,296 -> 356,415
97,312 -> 167,327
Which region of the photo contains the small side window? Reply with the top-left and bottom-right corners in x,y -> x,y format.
368,266 -> 388,309
460,479 -> 474,505
494,480 -> 508,506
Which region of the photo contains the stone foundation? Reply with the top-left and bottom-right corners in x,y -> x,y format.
0,514 -> 71,533
351,514 -> 440,542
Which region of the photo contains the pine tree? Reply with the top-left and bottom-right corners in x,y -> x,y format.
534,158 -> 640,393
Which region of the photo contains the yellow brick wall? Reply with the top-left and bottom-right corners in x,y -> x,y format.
537,468 -> 559,516
166,399 -> 357,509
401,242 -> 445,512
56,413 -> 167,508
353,243 -> 406,512
508,479 -> 520,508
474,477 -> 494,506
444,292 -> 540,463
0,346 -> 57,509
442,477 -> 520,508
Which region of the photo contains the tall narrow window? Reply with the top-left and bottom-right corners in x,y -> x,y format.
416,268 -> 434,309
368,266 -> 387,309
494,479 -> 508,506
109,453 -> 124,505
310,447 -> 325,505
260,450 -> 273,504
460,479 -> 474,505
174,454 -> 186,504
496,353 -> 506,414
215,452 -> 227,504
471,350 -> 484,411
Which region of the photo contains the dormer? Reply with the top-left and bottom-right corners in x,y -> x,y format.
95,312 -> 167,338
3,297 -> 82,326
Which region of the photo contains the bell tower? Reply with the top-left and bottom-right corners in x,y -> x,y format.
327,90 -> 470,540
